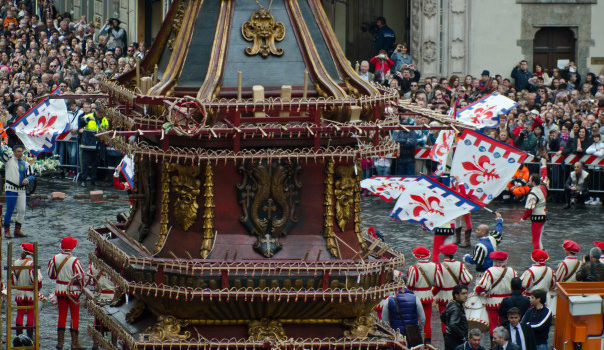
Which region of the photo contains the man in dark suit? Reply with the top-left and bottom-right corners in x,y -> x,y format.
498,277 -> 531,326
493,326 -> 521,350
507,307 -> 537,350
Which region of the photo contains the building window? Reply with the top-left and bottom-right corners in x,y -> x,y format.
533,27 -> 576,72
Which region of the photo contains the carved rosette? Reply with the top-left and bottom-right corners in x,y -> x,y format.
422,0 -> 438,17
154,162 -> 172,254
241,8 -> 285,58
323,162 -> 338,257
422,40 -> 437,64
237,162 -> 301,258
353,160 -> 367,251
200,163 -> 215,258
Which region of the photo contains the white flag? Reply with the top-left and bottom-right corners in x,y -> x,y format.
451,130 -> 528,204
390,176 -> 482,230
455,92 -> 517,129
11,89 -> 69,155
429,130 -> 456,175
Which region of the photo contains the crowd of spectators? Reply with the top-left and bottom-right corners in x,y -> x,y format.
0,0 -> 146,157
362,18 -> 604,197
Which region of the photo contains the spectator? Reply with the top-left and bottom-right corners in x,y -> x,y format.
391,43 -> 412,72
498,277 -> 531,327
586,133 -> 604,157
512,60 -> 532,91
394,67 -> 421,94
454,328 -> 485,350
442,284 -> 469,350
576,247 -> 604,281
99,18 -> 126,51
386,276 -> 425,347
521,290 -> 552,350
358,60 -> 374,82
575,127 -> 592,155
373,16 -> 395,54
370,50 -> 394,81
478,70 -> 492,93
564,162 -> 590,208
492,326 -> 521,350
392,117 -> 417,175
505,307 -> 537,350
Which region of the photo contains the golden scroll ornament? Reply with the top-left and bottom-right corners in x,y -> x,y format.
241,8 -> 285,58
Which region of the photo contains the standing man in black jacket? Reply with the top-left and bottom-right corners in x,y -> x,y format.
507,307 -> 537,350
498,277 -> 531,327
521,290 -> 552,350
442,285 -> 469,350
392,117 -> 417,176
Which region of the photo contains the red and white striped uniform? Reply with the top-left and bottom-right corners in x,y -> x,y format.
407,259 -> 436,303
475,265 -> 517,308
48,252 -> 85,297
555,256 -> 581,283
521,263 -> 555,294
433,259 -> 473,307
11,257 -> 43,302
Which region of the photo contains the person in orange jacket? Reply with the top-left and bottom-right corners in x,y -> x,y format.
506,164 -> 530,198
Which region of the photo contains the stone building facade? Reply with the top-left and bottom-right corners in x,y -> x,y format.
51,0 -> 604,78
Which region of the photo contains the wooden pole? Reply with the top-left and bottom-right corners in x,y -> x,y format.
303,69 -> 308,99
6,242 -> 12,348
237,71 -> 242,101
33,242 -> 40,349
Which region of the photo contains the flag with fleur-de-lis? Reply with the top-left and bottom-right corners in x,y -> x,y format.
451,129 -> 528,205
10,88 -> 69,155
390,175 -> 482,230
455,92 -> 517,129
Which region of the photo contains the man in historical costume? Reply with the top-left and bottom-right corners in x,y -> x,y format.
48,236 -> 86,349
11,242 -> 42,340
555,240 -> 582,283
521,174 -> 548,250
520,249 -> 555,296
407,246 -> 436,343
564,162 -> 590,209
433,243 -> 473,334
1,144 -> 35,238
474,251 -> 517,334
463,212 -> 503,273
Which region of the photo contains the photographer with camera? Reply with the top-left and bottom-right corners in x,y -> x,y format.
391,43 -> 413,72
370,50 -> 395,83
373,17 -> 395,55
99,17 -> 126,51
564,162 -> 590,208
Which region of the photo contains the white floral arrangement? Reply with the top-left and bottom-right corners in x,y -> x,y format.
0,144 -> 61,175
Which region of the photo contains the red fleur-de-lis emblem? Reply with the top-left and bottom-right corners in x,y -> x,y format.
376,182 -> 405,193
462,155 -> 500,186
410,194 -> 445,217
28,114 -> 58,136
434,132 -> 451,157
469,104 -> 497,124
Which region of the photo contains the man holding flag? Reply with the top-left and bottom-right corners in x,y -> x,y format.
1,144 -> 35,238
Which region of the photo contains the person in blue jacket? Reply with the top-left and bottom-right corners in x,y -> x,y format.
463,212 -> 504,272
387,276 -> 425,342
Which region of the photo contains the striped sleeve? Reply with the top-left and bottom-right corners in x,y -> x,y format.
471,244 -> 486,266
47,257 -> 57,280
520,269 -> 532,290
554,262 -> 566,282
434,265 -> 444,288
460,263 -> 473,285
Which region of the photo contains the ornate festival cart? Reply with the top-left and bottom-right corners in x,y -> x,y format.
84,0 -> 467,348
